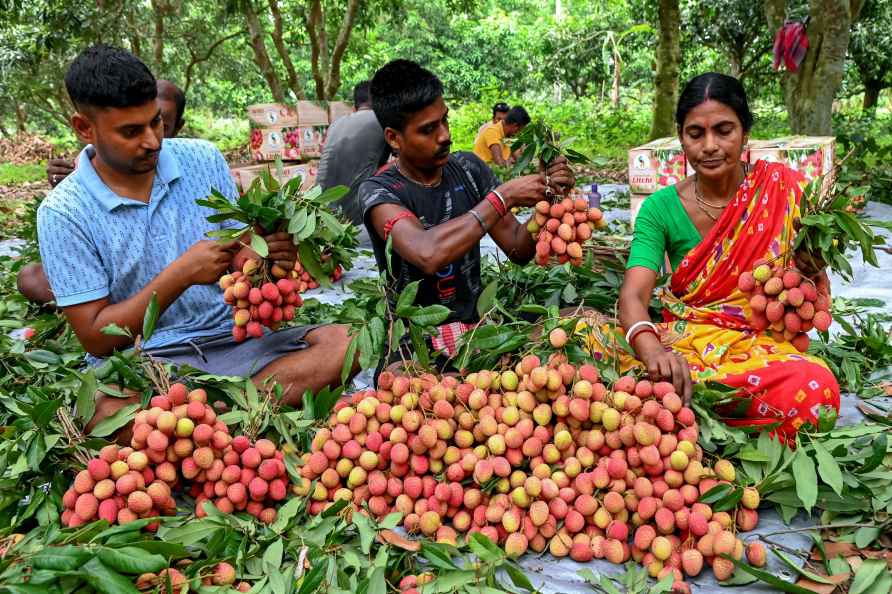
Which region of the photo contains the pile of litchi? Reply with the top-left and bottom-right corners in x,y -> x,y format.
299,353 -> 765,589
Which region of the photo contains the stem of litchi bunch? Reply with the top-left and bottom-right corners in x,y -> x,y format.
754,522 -> 882,540
756,538 -> 803,558
140,356 -> 171,396
56,408 -> 93,467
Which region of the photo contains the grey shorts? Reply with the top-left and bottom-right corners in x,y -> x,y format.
145,325 -> 319,377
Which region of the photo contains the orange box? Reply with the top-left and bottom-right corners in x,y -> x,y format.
294,101 -> 330,126
247,101 -> 330,128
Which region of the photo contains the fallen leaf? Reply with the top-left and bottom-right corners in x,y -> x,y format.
860,550 -> 892,567
812,542 -> 859,560
377,529 -> 420,552
794,573 -> 850,594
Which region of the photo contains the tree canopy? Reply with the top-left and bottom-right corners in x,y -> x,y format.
0,0 -> 889,138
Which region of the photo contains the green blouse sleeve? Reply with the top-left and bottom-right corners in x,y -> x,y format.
627,189 -> 670,272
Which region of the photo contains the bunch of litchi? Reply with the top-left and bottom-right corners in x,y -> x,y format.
738,261 -> 832,352
220,259 -> 303,342
62,382 -> 291,528
527,197 -> 606,267
60,443 -> 175,530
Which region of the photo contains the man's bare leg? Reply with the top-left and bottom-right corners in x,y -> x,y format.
252,324 -> 359,406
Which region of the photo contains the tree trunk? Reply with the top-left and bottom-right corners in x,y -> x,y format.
243,0 -> 287,104
306,0 -> 329,100
150,0 -> 165,69
611,53 -> 621,108
15,103 -> 26,134
269,0 -> 304,99
729,52 -> 742,78
306,0 -> 362,100
764,0 -> 864,135
862,80 -> 882,114
324,0 -> 361,99
649,0 -> 681,139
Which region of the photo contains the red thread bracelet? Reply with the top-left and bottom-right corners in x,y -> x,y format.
629,327 -> 658,344
383,211 -> 416,240
486,192 -> 507,217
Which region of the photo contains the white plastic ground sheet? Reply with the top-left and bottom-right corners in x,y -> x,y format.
2,191 -> 889,592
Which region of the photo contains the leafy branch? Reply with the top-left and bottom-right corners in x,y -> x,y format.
198,167 -> 358,287
793,154 -> 887,280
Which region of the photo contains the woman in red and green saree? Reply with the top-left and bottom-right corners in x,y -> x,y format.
614,73 -> 840,442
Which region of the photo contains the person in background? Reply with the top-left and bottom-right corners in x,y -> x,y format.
473,106 -> 530,166
358,60 -> 574,376
317,80 -> 392,244
37,45 -> 355,432
476,102 -> 510,136
20,80 -> 188,306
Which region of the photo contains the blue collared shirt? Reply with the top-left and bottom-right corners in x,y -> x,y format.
37,138 -> 239,349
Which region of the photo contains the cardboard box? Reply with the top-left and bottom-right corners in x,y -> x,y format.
296,125 -> 327,159
247,103 -> 299,127
247,101 -> 330,128
630,193 -> 648,229
628,138 -> 687,194
629,137 -> 753,192
328,101 -> 354,123
295,100 -> 330,126
230,161 -> 318,194
250,126 -> 301,161
748,136 -> 835,186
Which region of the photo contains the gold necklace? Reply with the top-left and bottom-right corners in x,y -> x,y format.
692,163 -> 748,221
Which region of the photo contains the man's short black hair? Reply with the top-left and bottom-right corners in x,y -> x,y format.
157,80 -> 186,128
370,60 -> 443,132
65,44 -> 157,111
505,106 -> 530,127
492,102 -> 510,118
353,81 -> 372,106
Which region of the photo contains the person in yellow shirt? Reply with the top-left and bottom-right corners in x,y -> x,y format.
477,102 -> 510,136
473,106 -> 530,166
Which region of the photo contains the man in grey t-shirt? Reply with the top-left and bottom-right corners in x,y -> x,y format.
318,81 -> 391,240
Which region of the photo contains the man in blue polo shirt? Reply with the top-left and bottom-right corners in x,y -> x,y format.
37,45 -> 354,430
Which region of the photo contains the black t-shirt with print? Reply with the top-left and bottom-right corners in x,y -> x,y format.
359,152 -> 500,324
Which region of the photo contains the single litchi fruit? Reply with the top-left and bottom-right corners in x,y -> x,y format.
74,493 -> 99,520
746,542 -> 766,567
681,549 -> 703,577
212,562 -> 236,585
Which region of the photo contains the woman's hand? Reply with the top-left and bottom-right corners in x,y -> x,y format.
637,339 -> 693,405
